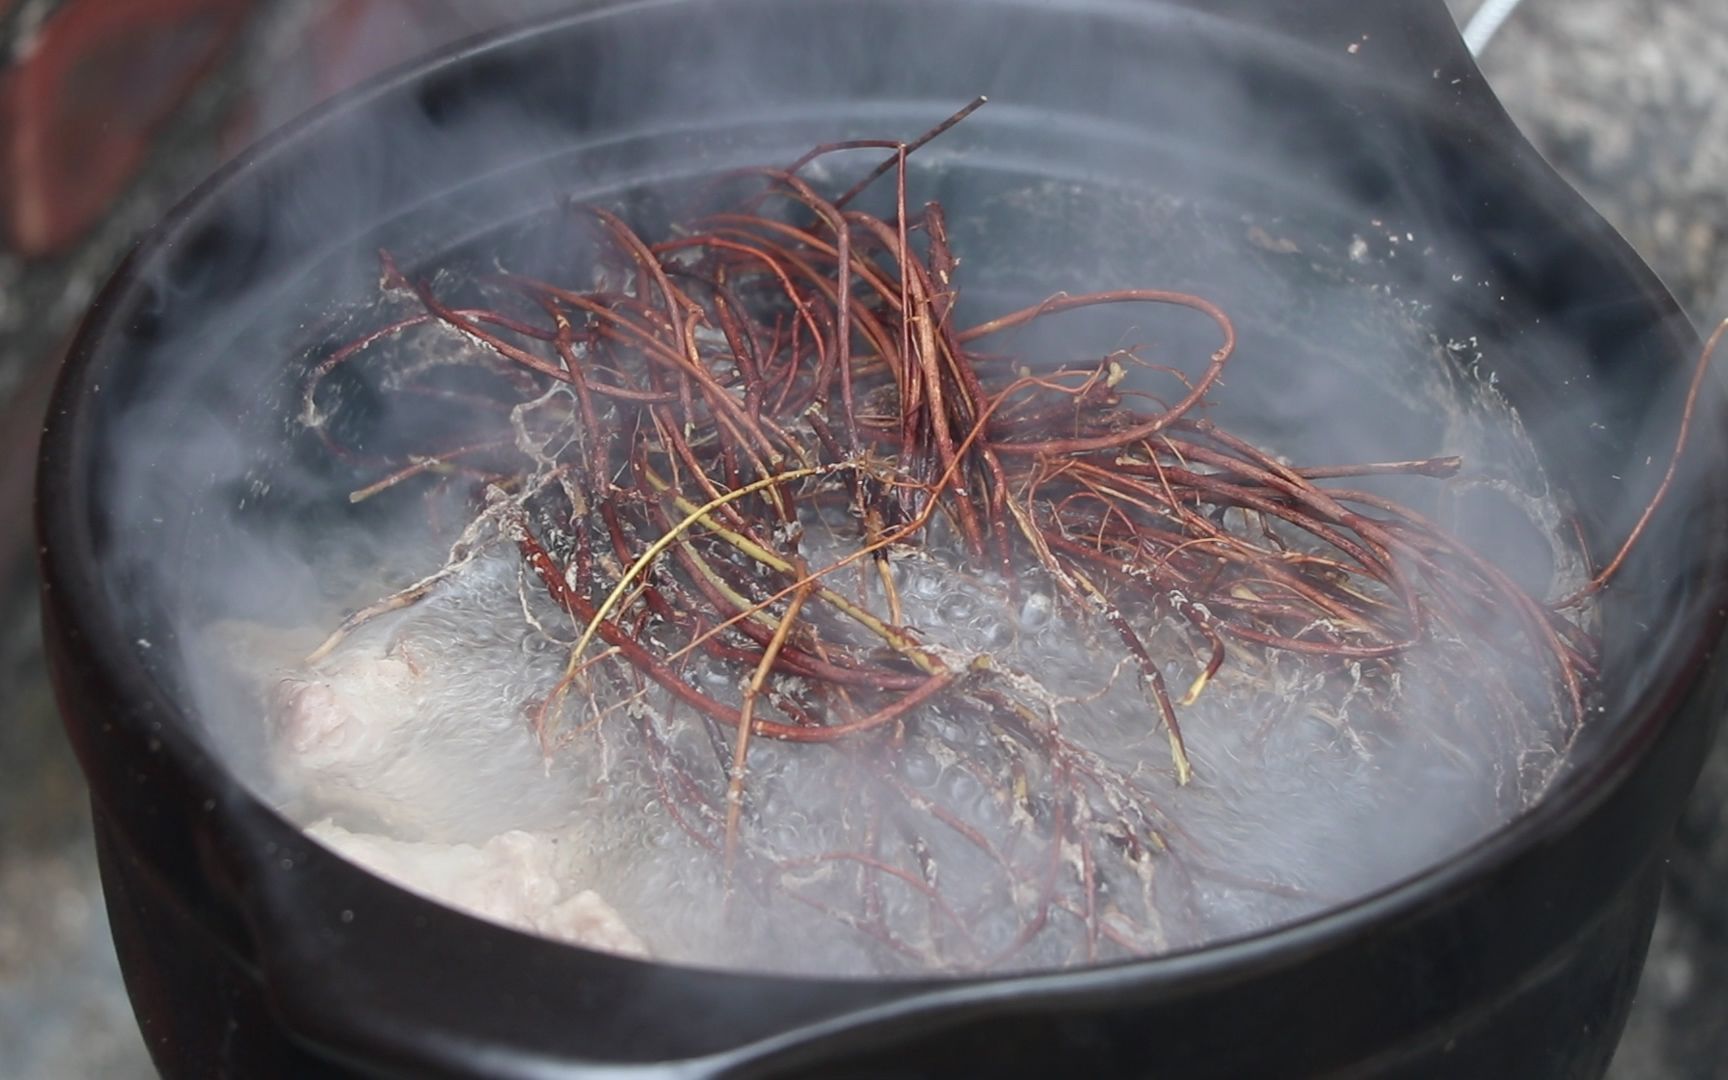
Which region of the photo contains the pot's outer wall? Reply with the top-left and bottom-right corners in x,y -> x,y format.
36,0 -> 1728,1076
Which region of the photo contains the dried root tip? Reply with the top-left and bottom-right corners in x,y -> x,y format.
1168,728 -> 1194,787
1178,669 -> 1212,709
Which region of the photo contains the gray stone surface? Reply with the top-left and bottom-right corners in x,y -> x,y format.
1,2 -> 1724,1077
1472,0 -> 1728,325
0,573 -> 152,1080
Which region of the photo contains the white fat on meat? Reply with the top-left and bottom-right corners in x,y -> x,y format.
264,554 -> 583,842
308,820 -> 648,957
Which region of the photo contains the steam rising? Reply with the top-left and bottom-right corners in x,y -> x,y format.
88,1 -> 1714,975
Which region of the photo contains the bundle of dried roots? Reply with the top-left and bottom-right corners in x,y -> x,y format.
296,105 -> 1712,970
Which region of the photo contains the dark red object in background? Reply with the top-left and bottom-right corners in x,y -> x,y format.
0,0 -> 250,256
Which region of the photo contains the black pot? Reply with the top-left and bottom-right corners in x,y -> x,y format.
37,1 -> 1728,1076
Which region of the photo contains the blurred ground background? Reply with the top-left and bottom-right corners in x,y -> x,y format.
0,0 -> 1723,1075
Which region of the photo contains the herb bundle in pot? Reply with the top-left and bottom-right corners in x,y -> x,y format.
242,109 -> 1704,977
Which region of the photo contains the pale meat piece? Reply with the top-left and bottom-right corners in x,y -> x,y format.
308,820 -> 649,958
259,555 -> 583,842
